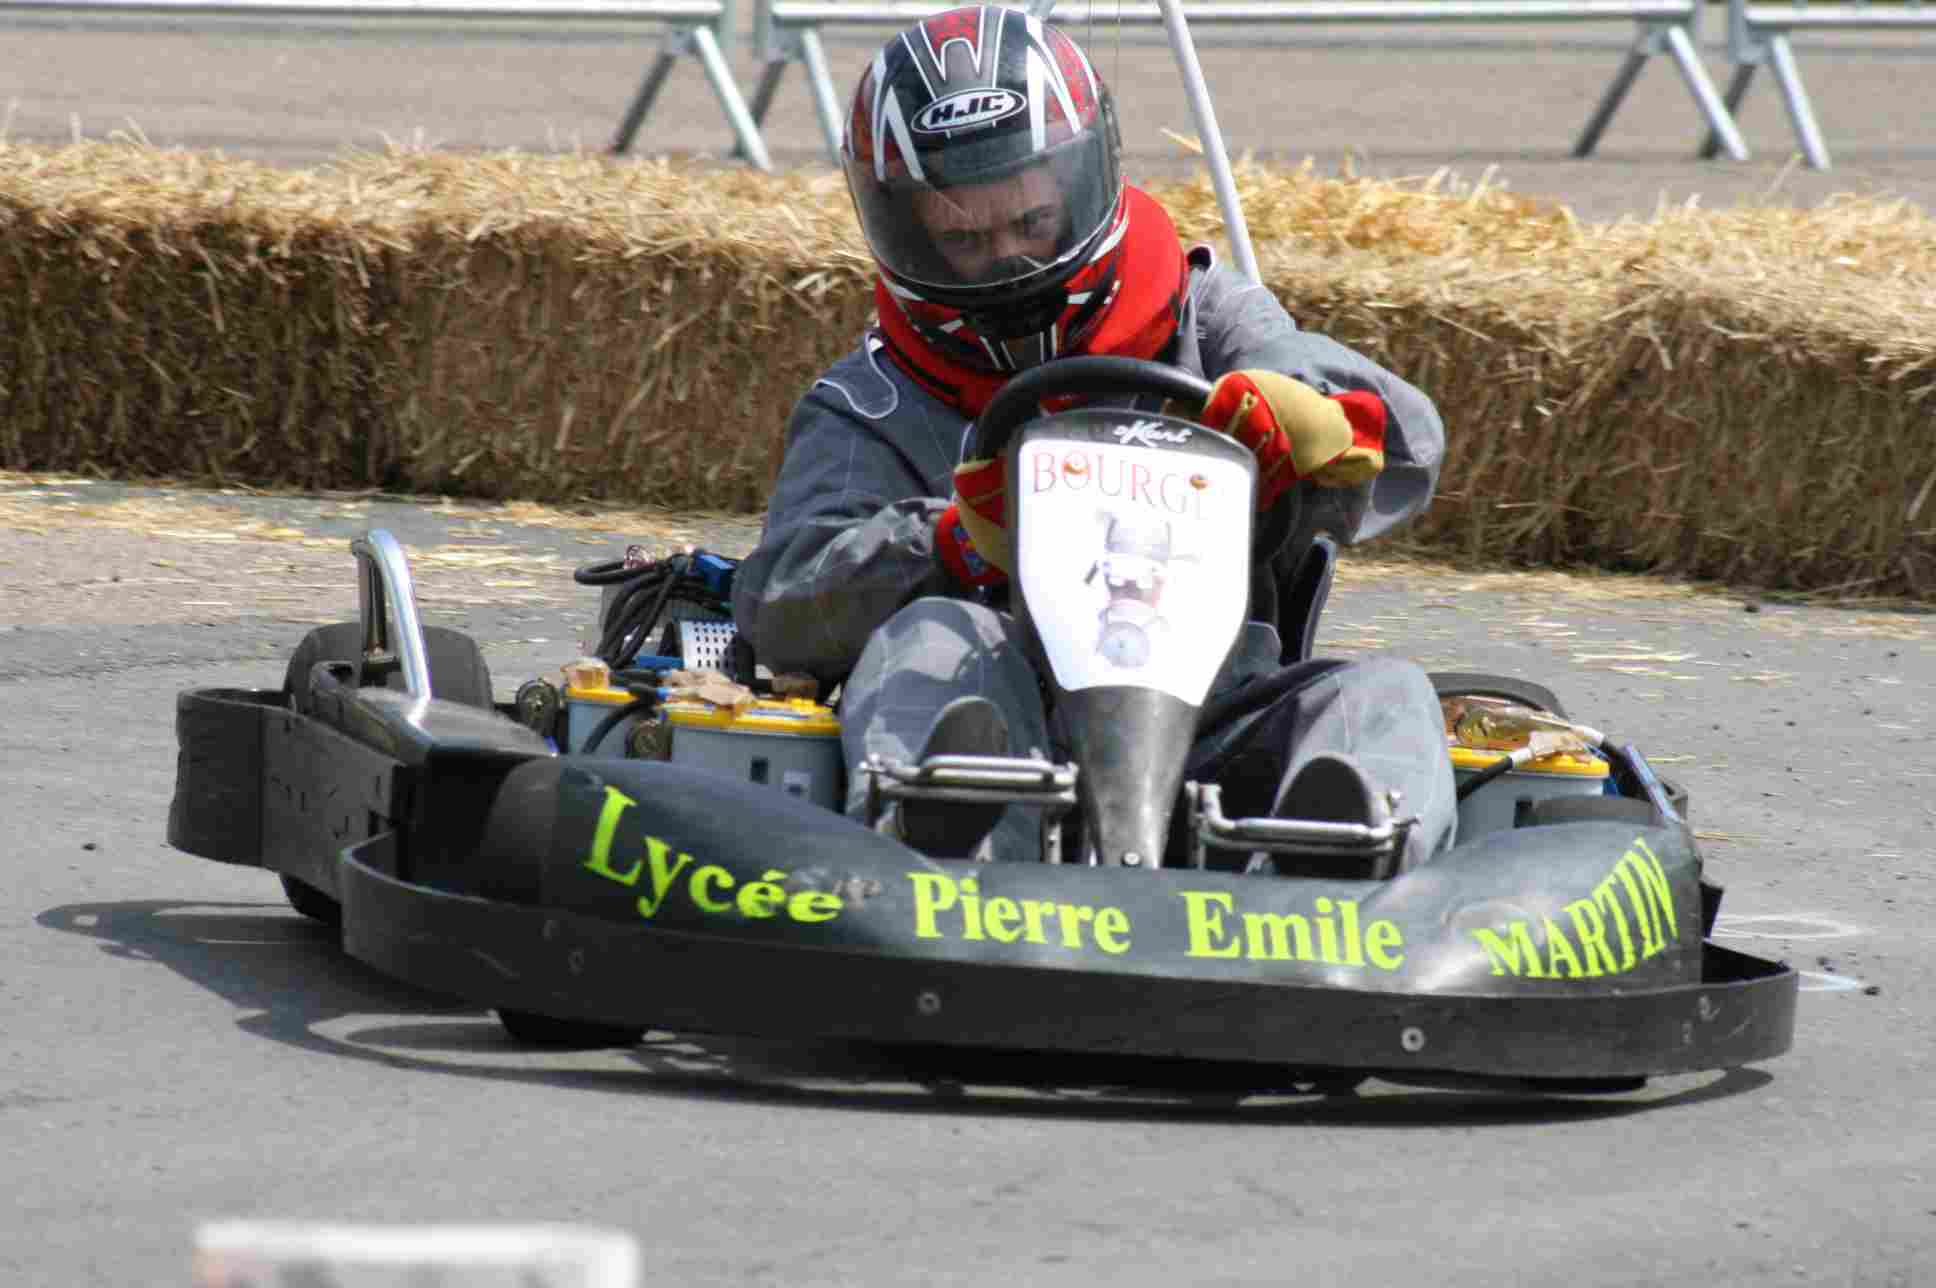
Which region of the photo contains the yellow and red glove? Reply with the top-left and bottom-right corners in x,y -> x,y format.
1198,370 -> 1387,511
935,453 -> 1011,590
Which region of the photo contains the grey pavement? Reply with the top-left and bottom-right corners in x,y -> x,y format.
0,476 -> 1931,1284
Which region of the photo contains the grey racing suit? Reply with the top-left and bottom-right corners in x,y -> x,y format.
732,247 -> 1456,867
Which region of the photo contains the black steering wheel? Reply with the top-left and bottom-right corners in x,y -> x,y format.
967,356 -> 1217,461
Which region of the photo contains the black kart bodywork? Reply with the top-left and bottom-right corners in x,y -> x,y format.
168,526 -> 1796,1094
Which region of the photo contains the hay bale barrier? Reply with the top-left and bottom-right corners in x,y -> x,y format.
0,141 -> 1930,596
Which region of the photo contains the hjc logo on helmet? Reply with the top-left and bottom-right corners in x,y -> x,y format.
912,88 -> 1027,134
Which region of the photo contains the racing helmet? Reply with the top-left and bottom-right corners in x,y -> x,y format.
842,4 -> 1127,372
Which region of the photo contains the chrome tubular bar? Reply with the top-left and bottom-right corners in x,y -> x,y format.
351,529 -> 433,700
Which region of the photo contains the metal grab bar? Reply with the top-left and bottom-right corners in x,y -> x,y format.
352,529 -> 433,701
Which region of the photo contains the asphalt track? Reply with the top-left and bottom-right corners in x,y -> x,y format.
2,15 -> 1934,1286
2,476 -> 1932,1285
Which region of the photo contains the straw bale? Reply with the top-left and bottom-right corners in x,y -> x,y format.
0,141 -> 389,486
1,142 -> 1931,594
335,152 -> 873,510
1146,164 -> 1936,595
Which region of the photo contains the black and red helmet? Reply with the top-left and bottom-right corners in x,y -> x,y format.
842,5 -> 1126,372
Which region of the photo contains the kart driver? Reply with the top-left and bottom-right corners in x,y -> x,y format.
731,5 -> 1457,870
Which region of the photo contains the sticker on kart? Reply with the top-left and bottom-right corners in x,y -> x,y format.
564,778 -> 1697,990
1015,431 -> 1252,701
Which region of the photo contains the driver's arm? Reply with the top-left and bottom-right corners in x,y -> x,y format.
731,381 -> 956,687
1193,262 -> 1446,546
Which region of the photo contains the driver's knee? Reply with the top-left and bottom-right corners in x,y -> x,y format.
839,596 -> 1051,824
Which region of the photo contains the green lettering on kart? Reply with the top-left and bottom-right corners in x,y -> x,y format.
581,785 -> 847,926
1471,838 -> 1681,979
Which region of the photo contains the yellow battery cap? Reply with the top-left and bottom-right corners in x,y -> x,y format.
1450,744 -> 1609,777
663,697 -> 841,737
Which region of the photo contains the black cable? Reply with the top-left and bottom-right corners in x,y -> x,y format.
573,557 -> 640,586
582,695 -> 659,756
594,560 -> 687,668
600,573 -> 669,665
641,555 -> 688,657
581,551 -> 734,670
1455,749 -> 1520,803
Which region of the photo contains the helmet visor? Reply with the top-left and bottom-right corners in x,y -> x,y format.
847,128 -> 1119,298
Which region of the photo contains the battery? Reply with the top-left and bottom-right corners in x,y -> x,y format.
562,672 -> 653,756
1450,743 -> 1610,839
664,698 -> 843,811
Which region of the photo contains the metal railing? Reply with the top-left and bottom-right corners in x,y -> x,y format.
1713,0 -> 1932,168
746,0 -> 1751,166
0,0 -> 772,169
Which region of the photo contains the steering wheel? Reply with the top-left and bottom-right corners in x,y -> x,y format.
967,356 -> 1216,461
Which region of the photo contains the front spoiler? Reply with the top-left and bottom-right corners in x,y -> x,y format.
339,831 -> 1797,1084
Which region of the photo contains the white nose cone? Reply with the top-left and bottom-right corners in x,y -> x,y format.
1014,431 -> 1252,703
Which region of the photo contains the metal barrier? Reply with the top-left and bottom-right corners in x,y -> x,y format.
746,0 -> 1751,166
0,0 -> 772,169
1711,0 -> 1933,168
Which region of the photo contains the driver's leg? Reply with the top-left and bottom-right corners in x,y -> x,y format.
1189,654 -> 1457,872
840,596 -> 1053,862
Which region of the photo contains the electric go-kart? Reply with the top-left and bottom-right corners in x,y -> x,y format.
168,356 -> 1796,1094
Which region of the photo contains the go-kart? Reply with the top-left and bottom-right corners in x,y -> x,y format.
167,356 -> 1796,1094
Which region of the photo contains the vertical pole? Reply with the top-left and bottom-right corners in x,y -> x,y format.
1726,0 -> 1754,62
1574,41 -> 1648,157
800,27 -> 846,164
751,0 -> 776,63
729,57 -> 788,162
691,25 -> 774,171
610,50 -> 678,156
748,57 -> 789,129
1700,62 -> 1757,159
1155,0 -> 1260,285
1767,32 -> 1832,168
1662,21 -> 1749,160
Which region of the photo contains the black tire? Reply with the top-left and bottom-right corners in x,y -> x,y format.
280,874 -> 343,927
1429,671 -> 1567,719
496,1009 -> 646,1049
278,622 -> 494,923
282,621 -> 494,711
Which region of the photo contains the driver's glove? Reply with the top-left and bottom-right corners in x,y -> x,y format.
1199,370 -> 1387,510
935,454 -> 1011,590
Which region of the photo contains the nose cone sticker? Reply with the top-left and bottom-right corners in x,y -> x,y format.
1016,438 -> 1252,704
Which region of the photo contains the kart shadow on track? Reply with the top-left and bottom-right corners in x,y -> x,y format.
37,897 -> 1774,1128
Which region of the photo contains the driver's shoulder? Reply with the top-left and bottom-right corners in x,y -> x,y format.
807,332 -> 907,423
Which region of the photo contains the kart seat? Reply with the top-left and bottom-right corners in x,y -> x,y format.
1277,533 -> 1339,664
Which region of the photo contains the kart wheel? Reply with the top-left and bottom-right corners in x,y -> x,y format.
1429,671 -> 1567,718
496,1009 -> 645,1049
280,874 -> 342,927
282,621 -> 494,710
